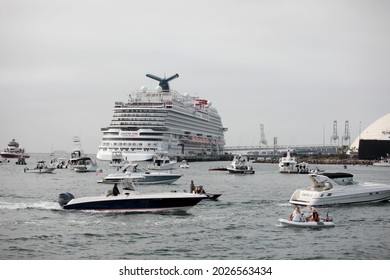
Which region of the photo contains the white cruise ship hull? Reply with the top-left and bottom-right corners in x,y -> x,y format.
97,150 -> 154,162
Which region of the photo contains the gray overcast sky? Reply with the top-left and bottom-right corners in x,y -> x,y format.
1,0 -> 389,153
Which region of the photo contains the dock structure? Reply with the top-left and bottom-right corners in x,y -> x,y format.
224,145 -> 338,158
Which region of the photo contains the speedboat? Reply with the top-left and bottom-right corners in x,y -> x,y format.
58,179 -> 206,212
276,218 -> 335,228
100,163 -> 182,185
24,161 -> 55,174
227,155 -> 254,174
73,157 -> 99,172
1,139 -> 30,159
289,172 -> 390,206
147,153 -> 177,170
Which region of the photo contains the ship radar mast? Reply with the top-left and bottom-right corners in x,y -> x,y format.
146,73 -> 179,92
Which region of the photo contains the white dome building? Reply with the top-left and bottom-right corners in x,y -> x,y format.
350,113 -> 390,159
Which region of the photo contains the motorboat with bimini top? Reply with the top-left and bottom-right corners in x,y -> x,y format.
1,139 -> 30,159
99,163 -> 182,185
24,161 -> 55,174
289,172 -> 390,206
227,155 -> 254,174
58,177 -> 206,212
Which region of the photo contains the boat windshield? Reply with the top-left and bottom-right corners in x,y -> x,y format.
332,177 -> 355,185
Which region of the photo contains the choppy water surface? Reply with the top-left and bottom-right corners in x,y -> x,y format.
1,154 -> 389,260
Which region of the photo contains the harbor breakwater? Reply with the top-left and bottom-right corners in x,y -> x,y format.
253,154 -> 374,165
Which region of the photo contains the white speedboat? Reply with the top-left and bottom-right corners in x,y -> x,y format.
147,153 -> 177,170
24,161 -> 55,174
73,157 -> 99,173
58,179 -> 206,212
100,163 -> 182,185
276,218 -> 335,228
289,172 -> 390,206
227,155 -> 254,174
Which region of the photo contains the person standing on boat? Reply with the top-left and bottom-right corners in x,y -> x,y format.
290,206 -> 304,222
190,180 -> 196,193
112,183 -> 120,196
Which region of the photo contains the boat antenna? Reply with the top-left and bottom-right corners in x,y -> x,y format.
146,73 -> 179,91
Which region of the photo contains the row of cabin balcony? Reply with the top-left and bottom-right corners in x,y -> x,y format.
113,118 -> 166,122
111,122 -> 166,127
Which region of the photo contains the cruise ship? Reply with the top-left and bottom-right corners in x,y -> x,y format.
96,73 -> 227,161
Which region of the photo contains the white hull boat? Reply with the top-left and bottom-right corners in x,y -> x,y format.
100,163 -> 182,185
24,161 -> 55,174
277,218 -> 335,228
148,153 -> 177,170
289,172 -> 390,206
227,155 -> 254,174
73,157 -> 99,173
373,157 -> 390,167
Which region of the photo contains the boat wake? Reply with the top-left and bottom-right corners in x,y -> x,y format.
0,200 -> 61,211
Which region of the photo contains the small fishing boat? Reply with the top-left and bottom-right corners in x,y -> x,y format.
109,151 -> 129,168
276,218 -> 335,228
148,153 -> 177,170
227,155 -> 254,174
24,161 -> 55,174
73,157 -> 99,173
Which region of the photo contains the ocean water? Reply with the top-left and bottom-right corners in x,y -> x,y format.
1,154 -> 390,260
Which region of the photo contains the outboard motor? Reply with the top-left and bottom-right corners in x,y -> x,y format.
58,192 -> 75,207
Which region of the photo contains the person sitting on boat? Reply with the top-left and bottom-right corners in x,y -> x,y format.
112,183 -> 120,196
307,207 -> 320,222
196,185 -> 205,194
290,206 -> 304,222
